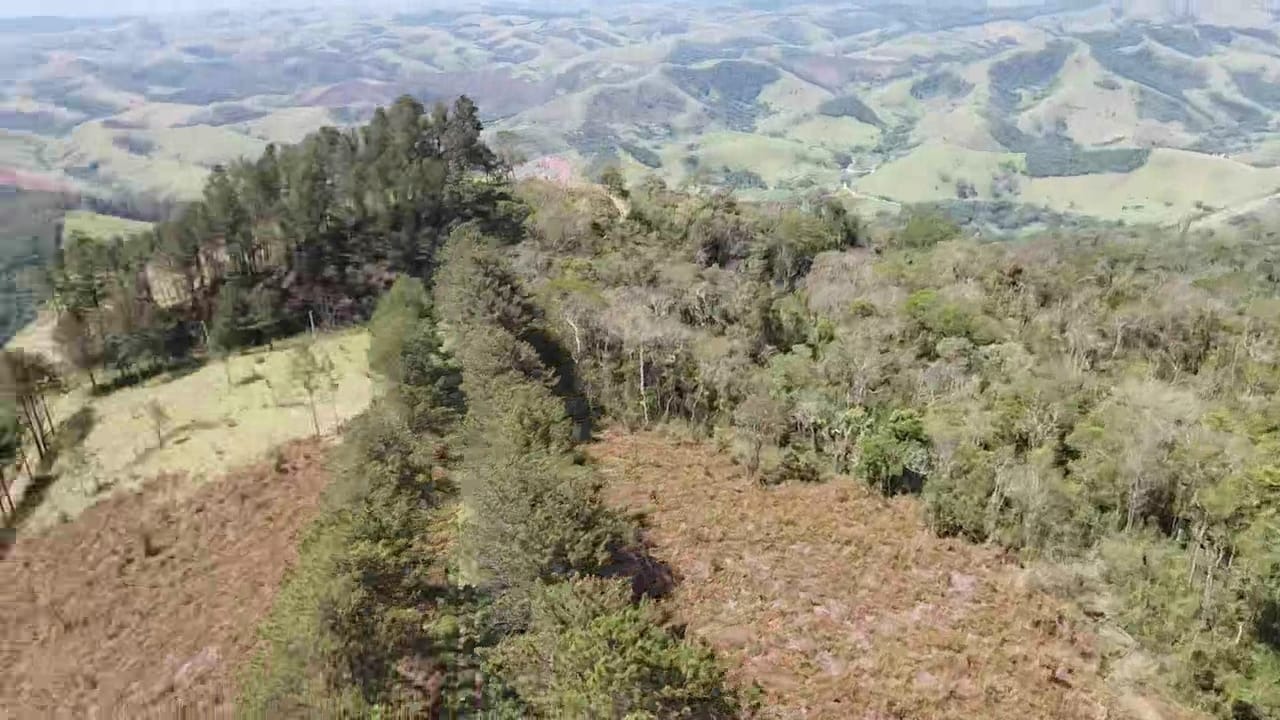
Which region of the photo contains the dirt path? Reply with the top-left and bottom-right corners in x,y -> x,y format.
0,440 -> 331,718
590,430 -> 1190,720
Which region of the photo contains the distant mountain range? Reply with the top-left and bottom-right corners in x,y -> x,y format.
4,0 -> 1280,231
1113,0 -> 1280,24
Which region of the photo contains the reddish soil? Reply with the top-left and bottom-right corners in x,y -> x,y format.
590,430 -> 1191,720
516,156 -> 575,186
0,168 -> 71,194
0,441 -> 331,718
303,80 -> 399,108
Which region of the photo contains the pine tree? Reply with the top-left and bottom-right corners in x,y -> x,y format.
53,309 -> 102,389
367,276 -> 433,384
203,165 -> 255,276
487,578 -> 737,719
444,95 -> 493,173
209,282 -> 250,351
0,351 -> 59,462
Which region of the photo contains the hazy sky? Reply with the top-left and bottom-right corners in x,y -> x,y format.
0,0 -> 1044,20
0,0 -> 481,19
2,0 -> 248,16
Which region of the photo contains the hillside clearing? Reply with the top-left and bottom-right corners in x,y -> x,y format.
590,429 -> 1197,720
62,210 -> 152,240
1022,148 -> 1280,223
671,131 -> 838,188
241,106 -> 338,144
0,440 -> 330,717
17,330 -> 372,530
781,116 -> 882,151
856,140 -> 1023,203
5,310 -> 63,363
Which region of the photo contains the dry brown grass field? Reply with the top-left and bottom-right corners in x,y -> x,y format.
590,429 -> 1201,720
0,440 -> 330,717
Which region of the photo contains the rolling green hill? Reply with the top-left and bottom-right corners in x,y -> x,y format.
5,2 -> 1280,228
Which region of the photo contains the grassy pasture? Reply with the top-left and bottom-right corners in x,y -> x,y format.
779,116 -> 881,151
1022,148 -> 1280,223
19,329 -> 374,529
855,140 -> 1024,203
670,131 -> 838,188
63,210 -> 152,240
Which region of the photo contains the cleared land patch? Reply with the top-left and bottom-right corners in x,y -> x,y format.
241,107 -> 339,144
18,330 -> 372,529
0,440 -> 330,717
590,429 -> 1190,720
673,131 -> 838,188
62,210 -> 152,240
757,73 -> 831,115
856,140 -> 1023,203
782,115 -> 881,151
1021,147 -> 1280,223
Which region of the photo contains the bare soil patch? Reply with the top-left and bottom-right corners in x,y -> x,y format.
0,440 -> 330,718
590,429 -> 1192,720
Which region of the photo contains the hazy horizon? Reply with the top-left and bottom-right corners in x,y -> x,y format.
0,0 -> 508,20
0,0 -> 1065,21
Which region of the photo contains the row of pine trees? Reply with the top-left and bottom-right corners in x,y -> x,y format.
46,95 -> 523,392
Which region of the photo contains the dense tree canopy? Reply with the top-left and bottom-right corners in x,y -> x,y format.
507,174 -> 1280,717
49,95 -> 525,389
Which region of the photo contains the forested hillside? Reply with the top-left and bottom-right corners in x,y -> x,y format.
506,185 -> 1280,715
14,95 -> 1280,717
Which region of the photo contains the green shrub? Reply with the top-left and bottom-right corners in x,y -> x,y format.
237,506 -> 356,716
462,450 -> 631,593
904,291 -> 994,347
368,276 -> 432,382
764,447 -> 823,485
923,444 -> 997,542
856,410 -> 930,495
906,289 -> 969,338
486,578 -> 738,719
895,212 -> 959,249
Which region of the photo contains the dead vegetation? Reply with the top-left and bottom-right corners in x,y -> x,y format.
590,429 -> 1198,720
0,440 -> 331,717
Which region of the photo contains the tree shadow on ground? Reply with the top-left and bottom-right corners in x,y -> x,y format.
127,418 -> 224,469
53,406 -> 96,456
90,358 -> 203,397
603,544 -> 677,600
1,406 -> 98,556
6,472 -> 58,531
